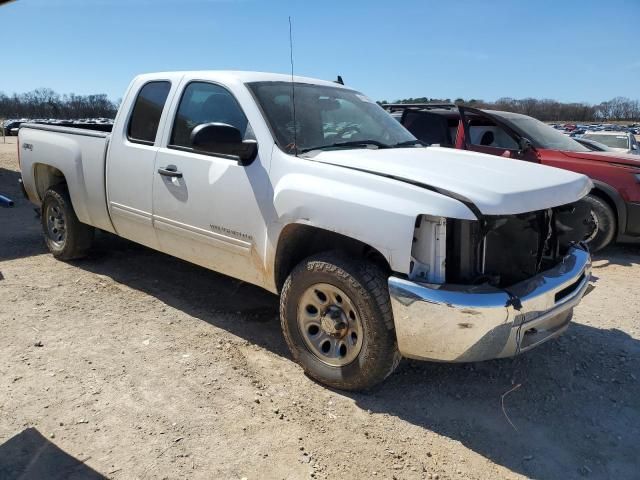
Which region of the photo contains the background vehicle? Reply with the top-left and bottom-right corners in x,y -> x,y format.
581,131 -> 639,155
388,104 -> 640,251
569,128 -> 587,136
2,119 -> 26,136
18,71 -> 592,390
576,137 -> 614,152
3,118 -> 114,136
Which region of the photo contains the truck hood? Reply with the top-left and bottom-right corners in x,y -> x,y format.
309,146 -> 592,216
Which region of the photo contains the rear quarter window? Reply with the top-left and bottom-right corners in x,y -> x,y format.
127,81 -> 171,145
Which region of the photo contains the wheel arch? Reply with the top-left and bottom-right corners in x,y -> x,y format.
589,180 -> 626,238
28,160 -> 94,227
273,223 -> 392,294
33,163 -> 67,202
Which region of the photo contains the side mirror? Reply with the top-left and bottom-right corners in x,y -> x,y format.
632,144 -> 638,151
190,122 -> 258,165
518,137 -> 534,153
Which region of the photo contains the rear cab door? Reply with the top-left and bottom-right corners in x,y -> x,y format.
106,73 -> 183,250
459,107 -> 539,162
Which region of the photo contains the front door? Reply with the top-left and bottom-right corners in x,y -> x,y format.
152,81 -> 269,286
459,107 -> 539,162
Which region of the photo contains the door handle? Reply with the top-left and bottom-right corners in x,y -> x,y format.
158,165 -> 183,178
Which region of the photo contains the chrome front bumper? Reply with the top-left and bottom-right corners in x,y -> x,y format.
388,246 -> 592,362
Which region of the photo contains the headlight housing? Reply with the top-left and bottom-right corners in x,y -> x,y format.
409,215 -> 447,284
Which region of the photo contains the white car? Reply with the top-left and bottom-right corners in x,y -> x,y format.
18,71 -> 593,390
581,131 -> 640,155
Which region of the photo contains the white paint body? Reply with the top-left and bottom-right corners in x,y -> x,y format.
582,131 -> 640,156
18,71 -> 592,294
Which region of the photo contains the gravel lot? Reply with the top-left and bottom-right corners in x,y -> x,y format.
1,136 -> 639,480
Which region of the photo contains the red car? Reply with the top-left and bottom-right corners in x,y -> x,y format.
387,104 -> 640,251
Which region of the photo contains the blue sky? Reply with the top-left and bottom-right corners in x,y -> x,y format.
1,0 -> 639,103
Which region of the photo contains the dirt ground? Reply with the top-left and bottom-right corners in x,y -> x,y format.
0,135 -> 639,480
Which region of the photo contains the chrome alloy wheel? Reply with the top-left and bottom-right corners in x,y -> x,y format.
45,200 -> 66,247
584,209 -> 600,243
297,283 -> 364,366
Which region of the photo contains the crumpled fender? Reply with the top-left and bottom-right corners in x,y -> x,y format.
271,167 -> 476,274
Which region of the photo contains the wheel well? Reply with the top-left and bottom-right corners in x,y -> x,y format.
33,164 -> 66,201
589,188 -> 618,234
274,224 -> 391,293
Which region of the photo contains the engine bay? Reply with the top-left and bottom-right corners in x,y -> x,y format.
410,200 -> 591,288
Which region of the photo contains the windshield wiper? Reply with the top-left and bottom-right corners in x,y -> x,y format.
393,139 -> 428,147
300,140 -> 392,153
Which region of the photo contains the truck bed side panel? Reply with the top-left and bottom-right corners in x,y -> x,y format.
19,125 -> 115,233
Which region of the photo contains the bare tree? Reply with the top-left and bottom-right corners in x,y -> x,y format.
0,89 -> 118,119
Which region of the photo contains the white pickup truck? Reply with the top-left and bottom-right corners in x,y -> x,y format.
18,71 -> 593,390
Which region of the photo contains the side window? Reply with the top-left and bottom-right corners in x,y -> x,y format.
402,111 -> 453,146
127,81 -> 171,145
170,82 -> 251,148
468,120 -> 519,150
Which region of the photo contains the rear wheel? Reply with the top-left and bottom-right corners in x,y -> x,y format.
582,194 -> 616,252
41,185 -> 94,260
280,252 -> 400,391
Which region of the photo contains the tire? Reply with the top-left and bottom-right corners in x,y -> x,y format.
280,252 -> 401,391
582,194 -> 616,252
41,184 -> 94,260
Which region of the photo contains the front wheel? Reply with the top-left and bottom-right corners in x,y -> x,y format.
280,252 -> 400,391
41,184 -> 94,260
582,194 -> 616,252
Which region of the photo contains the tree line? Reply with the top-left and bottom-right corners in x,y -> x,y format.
0,88 -> 118,119
379,96 -> 640,122
3,88 -> 639,123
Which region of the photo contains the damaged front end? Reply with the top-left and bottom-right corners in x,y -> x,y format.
446,200 -> 592,288
389,201 -> 593,363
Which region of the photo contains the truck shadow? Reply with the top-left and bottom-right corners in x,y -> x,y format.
81,231 -> 287,356
0,427 -> 107,479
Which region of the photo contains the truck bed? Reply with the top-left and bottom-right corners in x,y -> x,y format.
18,123 -> 115,233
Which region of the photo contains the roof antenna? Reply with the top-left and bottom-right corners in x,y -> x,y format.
288,16 -> 298,156
336,75 -> 344,85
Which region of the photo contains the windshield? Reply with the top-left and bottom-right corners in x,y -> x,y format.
582,133 -> 629,149
579,138 -> 612,151
490,112 -> 591,152
247,81 -> 417,154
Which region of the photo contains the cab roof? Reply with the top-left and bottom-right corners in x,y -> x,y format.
133,70 -> 348,89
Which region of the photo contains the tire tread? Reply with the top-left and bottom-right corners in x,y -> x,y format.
583,194 -> 616,252
41,184 -> 94,260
